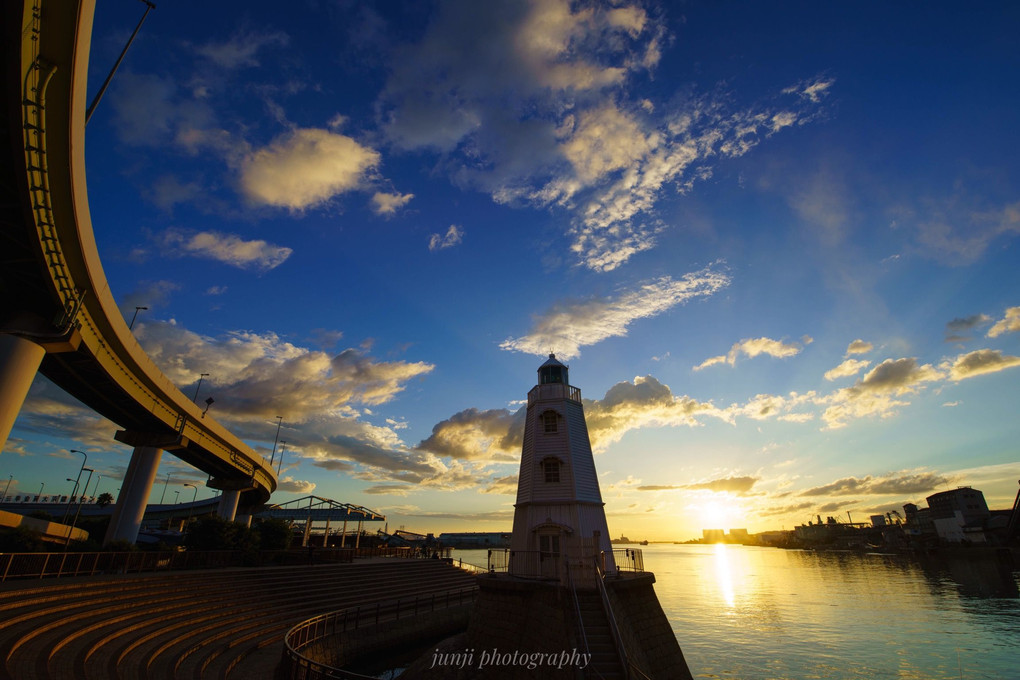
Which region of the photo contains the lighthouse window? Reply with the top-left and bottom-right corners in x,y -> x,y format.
543,411 -> 558,433
543,459 -> 560,483
539,534 -> 560,555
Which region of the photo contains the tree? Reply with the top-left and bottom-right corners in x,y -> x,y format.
254,518 -> 293,551
184,515 -> 259,551
96,492 -> 114,507
0,526 -> 46,552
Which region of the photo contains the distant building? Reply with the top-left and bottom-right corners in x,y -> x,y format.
870,514 -> 886,527
924,487 -> 990,543
438,532 -> 510,548
702,529 -> 724,543
728,528 -> 749,540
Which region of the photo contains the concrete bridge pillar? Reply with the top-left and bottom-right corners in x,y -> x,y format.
235,513 -> 252,527
104,445 -> 162,545
217,489 -> 240,521
0,334 -> 46,451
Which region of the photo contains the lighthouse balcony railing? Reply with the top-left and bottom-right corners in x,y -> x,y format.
604,548 -> 644,573
487,549 -> 563,580
486,548 -> 643,581
528,383 -> 581,405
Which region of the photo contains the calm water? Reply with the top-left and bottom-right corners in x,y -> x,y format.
452,545 -> 1020,679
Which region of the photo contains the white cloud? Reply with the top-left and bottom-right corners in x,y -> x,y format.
824,358 -> 871,381
501,265 -> 730,359
908,198 -> 1020,264
428,225 -> 464,251
798,469 -> 947,496
240,128 -> 380,210
820,357 -> 943,429
119,280 -> 180,318
277,477 -> 316,493
162,229 -> 292,271
987,306 -> 1020,338
845,339 -> 873,356
135,322 -> 434,421
694,336 -> 808,370
380,0 -> 830,271
944,349 -> 1020,381
783,76 -> 835,104
417,375 -> 727,463
194,30 -> 288,70
731,392 -> 816,422
371,191 -> 415,216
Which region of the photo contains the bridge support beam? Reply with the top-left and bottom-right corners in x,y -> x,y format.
104,445 -> 162,545
217,489 -> 240,521
0,334 -> 46,451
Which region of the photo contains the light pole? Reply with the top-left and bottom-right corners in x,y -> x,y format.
183,483 -> 198,526
173,490 -> 180,504
160,471 -> 171,504
192,373 -> 209,403
66,467 -> 93,549
201,397 -> 214,418
277,441 -> 287,475
270,416 -> 283,466
37,482 -> 44,500
3,474 -> 12,502
63,449 -> 87,523
129,305 -> 148,330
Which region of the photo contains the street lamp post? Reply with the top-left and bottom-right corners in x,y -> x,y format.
128,305 -> 148,330
63,449 -> 87,523
270,416 -> 283,466
277,441 -> 287,475
66,467 -> 93,549
37,482 -> 44,500
183,483 -> 198,526
174,490 -> 180,504
160,471 -> 171,504
2,474 -> 12,502
201,397 -> 214,418
192,373 -> 209,403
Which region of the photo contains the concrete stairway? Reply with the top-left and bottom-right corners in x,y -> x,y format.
0,557 -> 476,680
574,591 -> 625,680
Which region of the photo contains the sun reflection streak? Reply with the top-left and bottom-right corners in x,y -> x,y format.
713,543 -> 736,608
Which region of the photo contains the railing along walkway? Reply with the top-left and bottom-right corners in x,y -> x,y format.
0,546 -> 426,583
282,586 -> 478,680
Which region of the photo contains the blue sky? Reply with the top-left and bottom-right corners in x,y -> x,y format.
4,1 -> 1020,540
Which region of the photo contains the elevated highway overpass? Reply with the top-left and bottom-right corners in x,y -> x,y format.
0,1 -> 277,543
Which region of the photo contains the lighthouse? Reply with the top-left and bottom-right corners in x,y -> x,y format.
509,354 -> 615,578
420,355 -> 694,680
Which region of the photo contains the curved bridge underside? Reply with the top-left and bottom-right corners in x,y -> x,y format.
0,1 -> 276,506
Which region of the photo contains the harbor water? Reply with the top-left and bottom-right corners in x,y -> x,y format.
452,544 -> 1020,679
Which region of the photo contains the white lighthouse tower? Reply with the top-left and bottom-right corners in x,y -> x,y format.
509,354 -> 615,577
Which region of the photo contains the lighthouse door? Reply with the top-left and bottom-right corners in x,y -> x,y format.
538,533 -> 561,579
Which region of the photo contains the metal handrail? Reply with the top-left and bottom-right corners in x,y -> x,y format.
564,557 -> 591,664
0,548 -> 360,582
282,586 -> 478,679
593,556 -> 635,680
